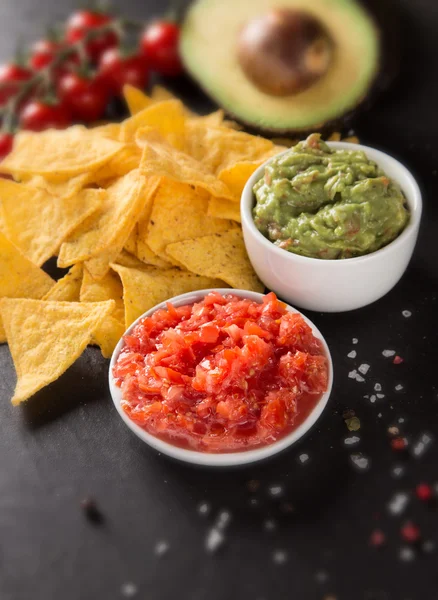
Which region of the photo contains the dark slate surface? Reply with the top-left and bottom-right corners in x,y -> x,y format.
1,1 -> 438,599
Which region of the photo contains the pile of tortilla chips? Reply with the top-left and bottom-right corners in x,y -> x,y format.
0,84 -> 288,404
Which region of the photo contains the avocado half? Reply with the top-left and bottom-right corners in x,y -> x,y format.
180,0 -> 390,135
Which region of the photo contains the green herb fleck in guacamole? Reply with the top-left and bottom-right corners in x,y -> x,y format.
253,133 -> 410,259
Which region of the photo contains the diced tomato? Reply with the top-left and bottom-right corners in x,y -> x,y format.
113,292 -> 328,453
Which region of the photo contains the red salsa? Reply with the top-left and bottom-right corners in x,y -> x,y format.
113,292 -> 329,453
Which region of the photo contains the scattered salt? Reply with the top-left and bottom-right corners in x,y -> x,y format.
121,583 -> 138,598
412,433 -> 433,458
216,510 -> 231,529
358,363 -> 370,375
198,502 -> 210,516
363,394 -> 369,399
205,528 -> 224,553
382,349 -> 396,358
154,541 -> 169,557
272,550 -> 288,565
377,393 -> 385,399
268,485 -> 284,498
388,492 -> 409,515
348,369 -> 358,379
264,519 -> 277,532
377,413 -> 383,418
395,384 -> 404,391
399,546 -> 415,562
370,395 -> 377,403
249,497 -> 259,507
356,374 -> 365,382
352,338 -> 358,344
299,453 -> 309,464
402,310 -> 412,318
350,453 -> 370,471
391,465 -> 404,478
374,383 -> 382,392
398,417 -> 405,424
344,435 -> 360,446
347,350 -> 357,359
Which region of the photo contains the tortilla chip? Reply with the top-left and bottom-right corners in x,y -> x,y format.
1,180 -> 105,266
0,298 -> 115,404
92,122 -> 122,141
42,264 -> 83,301
136,239 -> 174,268
0,232 -> 54,342
124,225 -> 138,255
208,197 -> 241,223
23,173 -> 90,199
189,110 -> 225,128
80,267 -> 125,357
92,144 -> 142,184
139,130 -> 234,200
218,161 -> 265,201
0,126 -> 123,179
122,100 -> 186,149
58,170 -> 151,268
111,263 -> 225,327
142,179 -> 235,261
123,84 -> 153,115
184,122 -> 277,175
166,229 -> 264,292
114,250 -> 150,270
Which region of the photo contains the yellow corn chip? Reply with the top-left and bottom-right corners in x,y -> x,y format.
42,264 -> 83,301
122,100 -> 186,149
123,84 -> 153,115
92,144 -> 142,184
208,197 -> 241,223
136,239 -> 174,268
0,125 -> 123,179
114,249 -> 150,270
166,229 -> 264,292
189,110 -> 225,128
1,180 -> 105,266
139,130 -> 234,200
142,179 -> 235,261
92,122 -> 122,140
0,298 -> 115,404
58,170 -> 151,268
111,263 -> 225,327
0,232 -> 54,343
23,172 -> 90,199
124,225 -> 138,255
218,161 -> 266,201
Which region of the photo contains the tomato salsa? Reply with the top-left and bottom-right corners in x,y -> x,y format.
113,292 -> 329,453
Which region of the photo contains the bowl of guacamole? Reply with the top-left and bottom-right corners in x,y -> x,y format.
241,136 -> 422,312
252,134 -> 410,260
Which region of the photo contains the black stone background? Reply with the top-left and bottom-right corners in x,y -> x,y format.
0,1 -> 437,599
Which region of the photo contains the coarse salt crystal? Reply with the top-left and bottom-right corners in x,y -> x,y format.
395,384 -> 404,391
347,350 -> 357,359
272,550 -> 288,565
348,370 -> 358,379
399,546 -> 415,562
268,485 -> 284,498
154,541 -> 170,557
205,528 -> 224,553
382,349 -> 396,357
121,583 -> 138,598
402,310 -> 412,318
216,510 -> 231,529
388,492 -> 409,515
299,453 -> 309,464
344,435 -> 360,446
370,395 -> 377,403
198,502 -> 210,516
352,338 -> 358,344
374,383 -> 382,392
391,465 -> 404,478
358,363 -> 370,375
412,433 -> 433,457
350,453 -> 370,471
377,393 -> 385,399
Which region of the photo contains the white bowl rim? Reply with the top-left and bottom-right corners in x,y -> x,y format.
109,288 -> 334,467
241,141 -> 422,266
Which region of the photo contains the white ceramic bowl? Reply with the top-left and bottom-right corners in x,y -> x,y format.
109,289 -> 333,467
241,142 -> 422,312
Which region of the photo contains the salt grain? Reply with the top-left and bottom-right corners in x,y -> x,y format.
121,583 -> 138,598
154,541 -> 170,557
198,502 -> 210,516
348,369 -> 358,379
347,350 -> 357,359
399,546 -> 415,562
370,395 -> 377,403
299,453 -> 309,464
395,384 -> 404,391
402,310 -> 412,318
344,435 -> 360,446
268,485 -> 284,498
382,349 -> 396,358
350,453 -> 370,471
272,550 -> 288,565
352,338 -> 358,344
388,492 -> 409,516
359,363 -> 370,375
264,518 -> 277,532
205,528 -> 224,553
377,413 -> 383,418
374,383 -> 382,392
412,433 -> 433,457
217,510 -> 231,529
377,393 -> 385,399
391,465 -> 404,478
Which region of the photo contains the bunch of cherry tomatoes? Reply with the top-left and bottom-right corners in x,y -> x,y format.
0,9 -> 184,160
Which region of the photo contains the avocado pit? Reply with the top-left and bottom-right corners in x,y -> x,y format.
237,9 -> 334,96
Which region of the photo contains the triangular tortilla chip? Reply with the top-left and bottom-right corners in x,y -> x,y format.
42,264 -> 83,301
1,180 -> 105,266
123,84 -> 153,115
123,100 -> 186,149
165,229 -> 264,292
0,232 -> 54,342
23,173 -> 91,199
111,263 -> 225,327
58,170 -> 153,268
0,125 -> 123,179
0,298 -> 115,404
141,179 -> 236,261
208,197 -> 241,223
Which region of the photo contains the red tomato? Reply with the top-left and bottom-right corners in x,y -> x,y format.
140,21 -> 183,76
19,100 -> 72,131
65,10 -> 118,61
0,64 -> 33,106
0,132 -> 14,161
29,39 -> 61,70
57,72 -> 108,122
98,49 -> 149,94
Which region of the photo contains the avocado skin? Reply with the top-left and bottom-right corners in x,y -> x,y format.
180,0 -> 401,137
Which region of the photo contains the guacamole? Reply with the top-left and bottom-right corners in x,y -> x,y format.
253,134 -> 410,259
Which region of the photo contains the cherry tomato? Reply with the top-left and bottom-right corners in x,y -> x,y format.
29,39 -> 61,70
57,72 -> 108,122
98,49 -> 149,94
0,64 -> 33,106
141,21 -> 183,76
65,10 -> 118,61
0,132 -> 14,161
19,100 -> 72,131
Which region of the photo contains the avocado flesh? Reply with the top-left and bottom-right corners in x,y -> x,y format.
181,0 -> 380,134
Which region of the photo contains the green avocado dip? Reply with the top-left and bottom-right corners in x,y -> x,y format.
252,133 -> 410,259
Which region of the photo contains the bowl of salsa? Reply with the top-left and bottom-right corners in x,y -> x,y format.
109,289 -> 333,467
